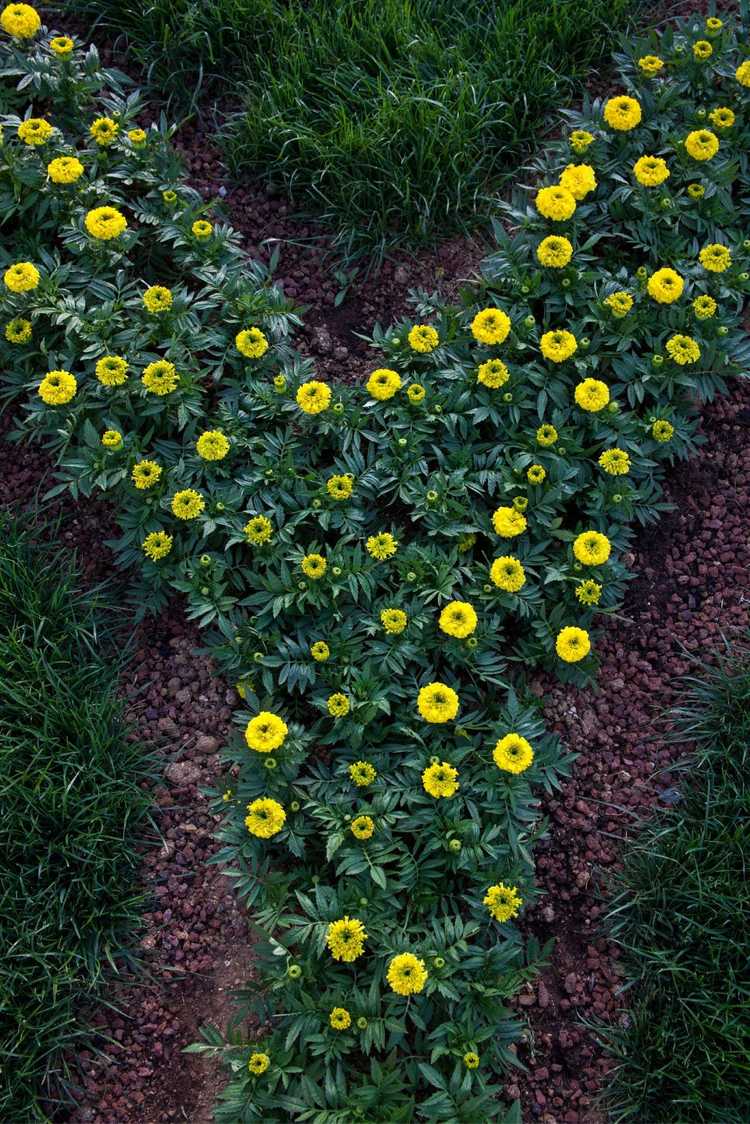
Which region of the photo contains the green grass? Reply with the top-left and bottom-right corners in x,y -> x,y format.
61,0 -> 644,254
602,655 -> 750,1123
0,515 -> 152,1121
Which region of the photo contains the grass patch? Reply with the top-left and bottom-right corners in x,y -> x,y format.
603,656 -> 750,1123
0,515 -> 152,1121
62,0 -> 644,254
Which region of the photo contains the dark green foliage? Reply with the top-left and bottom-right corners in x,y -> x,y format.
603,657 -> 750,1123
60,0 -> 643,253
0,516 -> 152,1120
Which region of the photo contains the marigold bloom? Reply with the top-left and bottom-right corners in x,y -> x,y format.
310,640 -> 330,661
85,205 -> 127,240
647,267 -> 683,304
171,488 -> 204,520
736,60 -> 750,87
387,952 -> 428,995
351,815 -> 374,840
47,155 -> 84,184
329,1008 -> 351,1031
407,382 -> 425,403
366,532 -> 398,560
490,556 -> 526,592
598,448 -> 631,475
142,359 -> 178,395
536,235 -> 573,268
245,797 -> 286,838
477,358 -> 509,388
575,378 -> 610,412
633,155 -> 669,187
417,682 -> 459,723
637,55 -> 664,76
326,916 -> 367,961
244,515 -> 273,544
132,460 -> 162,489
191,219 -> 213,239
693,39 -> 712,60
101,429 -> 122,448
89,116 -> 119,145
1,3 -> 41,37
652,419 -> 674,442
492,506 -> 527,538
699,243 -> 731,273
421,760 -> 459,798
236,327 -> 268,359
604,291 -> 634,318
709,107 -> 735,129
685,129 -> 719,161
535,185 -> 576,221
687,183 -> 705,200
4,317 -> 32,344
438,601 -> 477,638
248,1052 -> 270,1075
559,163 -> 596,200
464,1052 -> 480,1069
471,306 -> 511,344
327,473 -> 354,500
576,579 -> 602,605
38,369 -> 76,405
381,608 -> 407,634
493,733 -> 534,774
569,129 -> 594,153
666,334 -> 700,365
556,626 -> 591,662
196,430 -> 230,460
142,530 -> 172,561
349,761 -> 376,786
536,424 -> 558,447
327,693 -> 350,717
143,285 -> 173,313
50,35 -> 74,55
296,380 -> 331,414
245,711 -> 288,753
408,324 -> 439,352
603,95 -> 642,131
527,464 -> 546,485
4,261 -> 40,293
18,117 -> 53,145
483,883 -> 523,922
540,329 -> 577,363
367,367 -> 402,400
128,127 -> 147,144
301,553 -> 326,579
574,530 -> 611,566
693,294 -> 717,320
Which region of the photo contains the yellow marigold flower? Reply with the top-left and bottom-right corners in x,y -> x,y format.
706,17 -> 722,33
85,205 -> 127,241
310,640 -> 330,662
196,430 -> 230,460
693,294 -> 717,319
699,243 -> 731,272
236,326 -> 269,359
296,380 -> 331,414
381,608 -> 407,634
301,552 -> 326,579
666,334 -> 700,365
603,95 -> 642,131
575,378 -> 610,412
685,129 -> 719,161
709,106 -> 735,129
559,163 -> 597,200
92,355 -> 127,387
527,464 -> 546,485
647,267 -> 683,304
170,489 -> 204,521
638,55 -> 664,76
556,625 -> 591,662
326,916 -> 367,961
407,382 -> 425,403
89,116 -> 119,145
598,448 -> 631,475
574,530 -> 611,566
652,419 -> 674,442
244,515 -> 273,544
18,117 -> 53,145
421,760 -> 459,798
38,369 -> 76,405
477,358 -> 509,388
569,129 -> 594,153
633,155 -> 670,187
464,1052 -> 480,1069
191,219 -> 213,239
471,306 -> 511,345
693,39 -> 712,60
604,291 -> 634,318
489,555 -> 527,594
492,506 -> 527,538
248,1052 -> 270,1075
536,423 -> 558,447
387,952 -> 428,996
736,60 -> 750,87
49,34 -> 73,55
1,3 -> 41,37
143,285 -> 173,313
142,530 -> 173,561
438,601 -> 477,639
101,429 -> 122,448
329,1008 -> 351,1031
132,460 -> 161,489
493,733 -> 534,774
128,127 -> 147,145
351,815 -> 374,840
536,235 -> 573,268
162,189 -> 177,204
367,367 -> 402,400
327,692 -> 350,717
535,185 -> 576,221
47,155 -> 84,184
366,532 -> 398,560
540,329 -> 577,363
687,183 -> 705,199
483,883 -> 523,922
245,797 -> 286,839
576,579 -> 602,605
417,682 -> 459,724
4,261 -> 40,292
4,317 -> 32,344
142,359 -> 179,395
349,761 -> 376,787
408,324 -> 439,352
458,532 -> 476,552
327,473 -> 354,500
245,711 -> 288,753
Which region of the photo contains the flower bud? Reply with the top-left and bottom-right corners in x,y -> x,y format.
264,757 -> 277,769
290,800 -> 300,812
433,956 -> 446,968
200,554 -> 211,567
253,651 -> 264,662
448,839 -> 462,852
200,586 -> 209,596
652,354 -> 664,367
356,1017 -> 368,1029
333,402 -> 344,414
503,392 -> 513,403
407,571 -> 417,581
287,964 -> 302,979
524,314 -> 535,327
